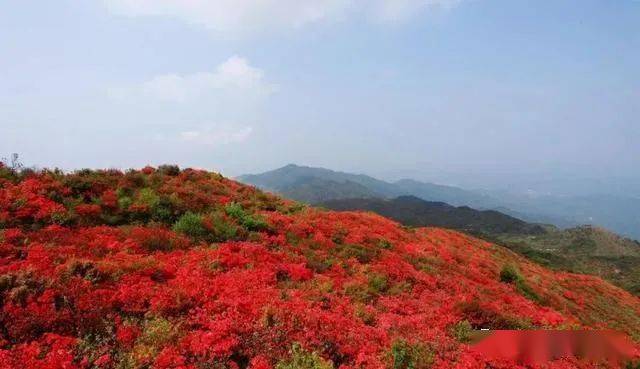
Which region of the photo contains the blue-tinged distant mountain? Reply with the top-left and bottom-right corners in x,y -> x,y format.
481,190 -> 640,240
237,164 -> 493,206
237,164 -> 399,199
238,164 -> 640,240
320,195 -> 547,236
393,178 -> 498,209
272,176 -> 380,204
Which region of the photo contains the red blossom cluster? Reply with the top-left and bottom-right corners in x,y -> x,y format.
0,167 -> 639,369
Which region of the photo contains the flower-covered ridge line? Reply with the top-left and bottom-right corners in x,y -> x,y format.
0,163 -> 639,369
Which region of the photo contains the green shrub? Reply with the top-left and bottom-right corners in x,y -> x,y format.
139,317 -> 177,347
499,264 -> 541,303
331,229 -> 348,244
173,212 -> 207,240
450,320 -> 473,344
150,196 -> 177,224
206,212 -> 240,242
158,164 -> 180,176
137,188 -> 160,208
305,251 -> 334,273
389,339 -> 434,369
224,202 -> 246,219
354,304 -> 376,326
344,282 -> 372,303
225,202 -> 269,232
173,211 -> 245,243
286,203 -> 307,214
276,343 -> 333,369
128,188 -> 165,223
118,196 -> 133,210
123,171 -> 147,187
499,264 -> 522,284
367,273 -> 389,294
113,317 -> 180,367
334,243 -> 379,264
343,273 -> 390,303
242,216 -> 269,232
0,165 -> 18,182
378,239 -> 393,250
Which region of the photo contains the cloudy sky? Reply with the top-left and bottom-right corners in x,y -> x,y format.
1,1 -> 639,193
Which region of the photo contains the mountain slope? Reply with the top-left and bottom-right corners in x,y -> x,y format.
489,226 -> 640,295
321,196 -> 640,296
274,177 -> 380,204
238,164 -> 400,199
1,164 -> 639,368
393,179 -> 498,209
320,196 -> 546,236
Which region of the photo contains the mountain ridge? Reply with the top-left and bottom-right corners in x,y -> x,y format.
239,164 -> 640,240
238,164 -> 401,199
320,195 -> 547,236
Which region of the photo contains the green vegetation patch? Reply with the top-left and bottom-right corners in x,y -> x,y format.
389,339 -> 434,369
225,202 -> 270,232
449,320 -> 473,344
333,243 -> 380,264
173,212 -> 208,240
276,343 -> 334,369
499,264 -> 541,303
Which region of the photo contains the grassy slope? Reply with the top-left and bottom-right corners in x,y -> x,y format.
485,226 -> 640,295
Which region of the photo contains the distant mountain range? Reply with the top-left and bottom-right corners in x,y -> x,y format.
238,164 -> 640,240
320,196 -> 546,236
238,164 -> 396,200
238,164 -> 498,207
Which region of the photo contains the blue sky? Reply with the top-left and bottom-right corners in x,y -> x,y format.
1,0 -> 639,194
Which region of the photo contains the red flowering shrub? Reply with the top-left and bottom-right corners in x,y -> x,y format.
0,167 -> 639,368
75,204 -> 102,217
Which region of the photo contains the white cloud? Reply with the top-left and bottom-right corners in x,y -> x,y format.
110,55 -> 276,103
103,0 -> 462,36
179,125 -> 253,146
369,0 -> 462,23
108,55 -> 271,150
104,0 -> 353,35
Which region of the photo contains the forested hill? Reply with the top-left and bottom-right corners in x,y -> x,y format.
320,196 -> 546,236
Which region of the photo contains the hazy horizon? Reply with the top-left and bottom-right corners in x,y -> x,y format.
2,1 -> 639,197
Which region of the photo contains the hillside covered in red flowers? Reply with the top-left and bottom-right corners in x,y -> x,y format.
1,164 -> 639,369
